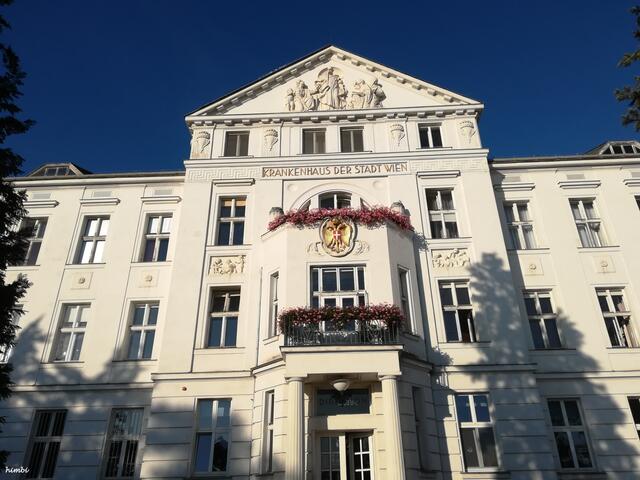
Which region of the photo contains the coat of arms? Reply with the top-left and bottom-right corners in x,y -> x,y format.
320,217 -> 356,257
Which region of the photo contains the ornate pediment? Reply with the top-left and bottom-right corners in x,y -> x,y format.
186,46 -> 481,120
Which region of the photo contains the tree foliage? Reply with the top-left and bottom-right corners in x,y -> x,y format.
616,6 -> 640,131
0,0 -> 33,468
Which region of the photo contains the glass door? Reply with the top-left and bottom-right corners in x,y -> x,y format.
317,433 -> 374,480
320,436 -> 343,480
349,434 -> 373,480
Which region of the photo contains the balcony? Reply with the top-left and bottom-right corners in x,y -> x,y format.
284,322 -> 399,347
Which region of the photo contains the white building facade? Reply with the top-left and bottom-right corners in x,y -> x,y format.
2,46 -> 640,480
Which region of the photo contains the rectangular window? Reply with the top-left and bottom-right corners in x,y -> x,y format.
194,399 -> 231,473
127,303 -> 158,360
547,399 -> 593,469
216,197 -> 246,246
223,131 -> 249,157
340,127 -> 364,153
207,289 -> 240,348
412,387 -> 428,470
263,390 -> 275,472
311,265 -> 366,309
141,214 -> 171,262
76,216 -> 109,264
596,288 -> 638,348
570,199 -> 606,247
268,273 -> 279,337
629,397 -> 640,439
13,218 -> 47,266
102,408 -> 144,478
440,282 -> 476,343
504,202 -> 536,249
0,305 -> 22,363
425,189 -> 458,238
418,124 -> 443,149
302,128 -> 326,154
398,268 -> 413,331
455,394 -> 499,469
52,304 -> 89,362
25,410 -> 67,479
524,291 -> 562,349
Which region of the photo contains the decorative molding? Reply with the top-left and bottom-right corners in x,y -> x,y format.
70,272 -> 92,290
389,123 -> 405,147
79,197 -> 120,206
431,248 -> 470,269
212,178 -> 255,186
24,199 -> 59,208
557,179 -> 601,189
493,182 -> 536,192
623,178 -> 640,187
209,255 -> 246,276
307,240 -> 369,257
417,170 -> 460,180
141,195 -> 182,205
410,158 -> 487,173
190,129 -> 212,159
263,128 -> 279,152
459,120 -> 476,144
187,168 -> 260,183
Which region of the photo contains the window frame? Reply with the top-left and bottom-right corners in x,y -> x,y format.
569,198 -> 607,248
215,196 -> 246,246
503,201 -> 536,250
417,123 -> 444,149
412,387 -> 428,470
126,302 -> 159,360
339,126 -> 364,153
310,265 -> 367,311
523,291 -> 562,349
318,191 -> 352,210
0,304 -> 22,363
223,131 -> 249,157
51,303 -> 90,362
75,216 -> 110,264
193,398 -> 232,474
268,272 -> 279,338
628,397 -> 640,440
398,267 -> 414,332
263,390 -> 275,473
24,409 -> 67,479
455,393 -> 499,471
439,281 -> 476,343
596,288 -> 638,348
302,128 -> 326,154
547,398 -> 595,470
101,407 -> 145,479
425,188 -> 459,239
15,217 -> 47,266
206,288 -> 240,348
141,214 -> 172,262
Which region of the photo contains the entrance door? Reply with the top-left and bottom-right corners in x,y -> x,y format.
318,433 -> 374,480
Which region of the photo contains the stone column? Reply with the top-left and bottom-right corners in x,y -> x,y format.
285,377 -> 305,480
380,374 -> 406,479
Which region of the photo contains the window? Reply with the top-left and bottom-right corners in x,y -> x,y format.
223,131 -> 249,157
425,189 -> 458,238
141,215 -> 171,262
194,399 -> 231,473
398,268 -> 413,331
340,127 -> 364,153
319,191 -> 352,209
547,399 -> 593,469
440,282 -> 476,342
263,390 -> 275,472
52,304 -> 89,362
596,288 -> 638,348
207,289 -> 239,348
302,128 -> 326,154
25,410 -> 67,479
504,202 -> 536,249
0,305 -> 21,363
603,143 -> 639,155
216,197 -> 246,246
570,199 -> 606,247
43,166 -> 71,176
13,218 -> 47,266
412,387 -> 428,470
76,216 -> 109,263
629,397 -> 640,439
455,394 -> 498,469
268,273 -> 279,337
524,291 -> 562,349
103,408 -> 144,478
311,266 -> 366,309
127,303 -> 158,360
418,124 -> 443,149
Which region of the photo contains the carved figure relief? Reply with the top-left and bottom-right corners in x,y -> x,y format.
389,124 -> 405,146
285,69 -> 386,112
191,130 -> 211,157
209,256 -> 246,276
263,129 -> 278,152
320,217 -> 356,257
432,248 -> 470,269
459,120 -> 476,144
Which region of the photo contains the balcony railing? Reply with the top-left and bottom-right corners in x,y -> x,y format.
283,322 -> 399,347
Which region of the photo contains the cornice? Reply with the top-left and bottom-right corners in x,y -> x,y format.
140,195 -> 182,204
417,170 -> 460,179
557,179 -> 601,189
10,174 -> 185,188
24,199 -> 59,208
79,197 -> 121,206
493,181 -> 535,192
491,155 -> 640,170
623,178 -> 640,187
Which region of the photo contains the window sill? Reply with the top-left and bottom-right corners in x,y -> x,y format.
221,155 -> 254,159
506,247 -> 550,253
207,244 -> 252,250
65,263 -> 106,268
439,341 -> 492,349
606,346 -> 640,353
415,147 -> 453,151
529,347 -> 576,353
460,470 -> 510,479
556,471 -> 608,480
263,335 -> 280,345
576,245 -> 620,252
426,236 -> 473,244
5,265 -> 40,271
131,261 -> 172,266
195,347 -> 245,354
41,361 -> 84,368
112,358 -> 157,363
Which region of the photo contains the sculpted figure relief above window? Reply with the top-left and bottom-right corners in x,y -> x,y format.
285,67 -> 386,112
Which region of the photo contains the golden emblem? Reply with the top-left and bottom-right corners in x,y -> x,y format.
320,217 -> 355,257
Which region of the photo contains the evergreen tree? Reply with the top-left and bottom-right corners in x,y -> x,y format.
0,0 -> 33,468
616,6 -> 640,131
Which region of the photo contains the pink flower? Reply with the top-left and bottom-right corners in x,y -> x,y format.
267,207 -> 414,232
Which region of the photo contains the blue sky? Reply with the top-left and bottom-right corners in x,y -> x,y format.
5,0 -> 639,174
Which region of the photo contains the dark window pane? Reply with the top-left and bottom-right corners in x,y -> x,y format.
548,401 -> 565,426
220,199 -> 233,217
456,395 -> 472,422
597,294 -> 610,312
41,441 -> 61,477
232,222 -> 244,245
105,440 -> 122,477
430,220 -> 443,238
439,285 -> 453,306
431,127 -> 443,147
564,401 -> 582,426
459,311 -> 475,342
312,269 -> 319,292
456,286 -> 470,305
319,196 -> 334,209
460,428 -> 479,468
357,268 -> 365,289
208,318 -> 223,347
353,130 -> 364,152
212,295 -> 226,312
225,317 -> 238,347
445,221 -> 459,238
478,427 -> 498,467
341,297 -> 354,308
474,395 -> 490,422
217,223 -> 231,245
212,433 -> 229,471
554,431 -> 574,468
238,134 -> 249,156
419,127 -> 430,148
322,270 -> 337,292
571,431 -> 592,468
157,239 -> 169,261
340,129 -> 351,152
142,331 -> 154,358
228,295 -> 240,312
234,199 -> 246,217
545,318 -> 562,348
143,240 -> 155,262
26,242 -> 41,265
539,297 -> 554,314
629,398 -> 640,424
524,297 -> 537,316
530,320 -> 546,349
127,332 -> 141,359
339,269 -> 355,291
148,306 -> 158,325
195,433 -> 212,472
27,442 -> 45,478
444,312 -> 459,341
605,318 -> 621,346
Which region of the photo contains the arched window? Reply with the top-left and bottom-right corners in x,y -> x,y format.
296,190 -> 371,211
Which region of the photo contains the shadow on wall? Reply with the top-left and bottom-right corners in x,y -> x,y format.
434,252 -> 637,477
